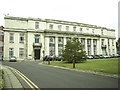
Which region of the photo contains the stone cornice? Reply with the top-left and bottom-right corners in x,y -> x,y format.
44,29 -> 100,37
5,16 -> 115,31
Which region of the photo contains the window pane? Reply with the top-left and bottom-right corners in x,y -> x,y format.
35,22 -> 39,29
9,33 -> 14,43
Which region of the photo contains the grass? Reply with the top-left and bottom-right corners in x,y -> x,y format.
43,58 -> 119,74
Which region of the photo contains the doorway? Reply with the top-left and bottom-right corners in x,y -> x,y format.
34,49 -> 40,60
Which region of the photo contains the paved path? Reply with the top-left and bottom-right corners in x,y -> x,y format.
2,61 -> 118,88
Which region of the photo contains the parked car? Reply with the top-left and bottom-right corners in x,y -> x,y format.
9,56 -> 17,62
43,55 -> 63,61
87,55 -> 93,59
102,55 -> 110,58
92,55 -> 100,59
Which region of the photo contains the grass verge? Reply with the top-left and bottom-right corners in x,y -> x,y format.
43,58 -> 119,74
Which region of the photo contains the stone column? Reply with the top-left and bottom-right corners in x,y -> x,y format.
45,37 -> 49,56
40,34 -> 44,60
55,37 -> 58,56
63,37 -> 66,48
85,38 -> 88,55
99,38 -> 102,55
91,39 -> 94,55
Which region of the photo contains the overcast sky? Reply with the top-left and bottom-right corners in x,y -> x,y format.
0,0 -> 119,39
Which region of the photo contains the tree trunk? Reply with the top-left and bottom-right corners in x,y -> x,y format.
73,59 -> 75,68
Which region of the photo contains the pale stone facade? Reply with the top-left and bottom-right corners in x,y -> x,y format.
3,16 -> 116,61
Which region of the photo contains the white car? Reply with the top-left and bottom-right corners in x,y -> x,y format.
9,56 -> 17,62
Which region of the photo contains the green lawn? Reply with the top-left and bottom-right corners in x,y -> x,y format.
43,58 -> 119,74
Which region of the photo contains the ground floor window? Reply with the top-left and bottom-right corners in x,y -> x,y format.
9,48 -> 14,57
19,48 -> 24,58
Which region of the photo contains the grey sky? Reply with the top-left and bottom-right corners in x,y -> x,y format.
0,0 -> 119,39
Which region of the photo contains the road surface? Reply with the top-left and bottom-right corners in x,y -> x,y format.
2,61 -> 118,88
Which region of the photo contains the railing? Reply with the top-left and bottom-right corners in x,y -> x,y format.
101,45 -> 106,48
33,43 -> 42,47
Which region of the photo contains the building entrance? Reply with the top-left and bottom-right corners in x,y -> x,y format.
34,49 -> 40,60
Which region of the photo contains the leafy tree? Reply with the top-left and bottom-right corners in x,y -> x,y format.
62,38 -> 87,63
116,38 -> 120,55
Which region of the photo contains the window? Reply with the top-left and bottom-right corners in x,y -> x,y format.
19,33 -> 24,43
108,39 -> 110,46
49,24 -> 53,29
87,39 -> 91,45
19,48 -> 24,58
101,29 -> 103,35
35,35 -> 40,43
73,26 -> 76,31
58,37 -> 63,43
9,48 -> 14,57
49,37 -> 55,56
9,33 -> 14,43
66,26 -> 69,31
58,25 -> 62,30
35,22 -> 39,29
80,28 -> 82,32
112,40 -> 114,46
101,39 -> 104,45
92,29 -> 94,33
66,37 -> 71,42
49,37 -> 54,43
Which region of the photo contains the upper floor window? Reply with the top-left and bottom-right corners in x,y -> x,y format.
58,25 -> 62,30
19,33 -> 24,43
93,40 -> 97,45
35,22 -> 39,29
9,48 -> 14,57
66,26 -> 69,31
101,39 -> 104,45
58,37 -> 63,43
108,39 -> 110,46
80,28 -> 83,32
101,29 -> 103,35
112,40 -> 114,46
49,37 -> 54,43
87,39 -> 91,45
9,33 -> 14,43
87,28 -> 89,30
35,35 -> 40,43
92,29 -> 94,33
49,24 -> 53,29
73,26 -> 76,31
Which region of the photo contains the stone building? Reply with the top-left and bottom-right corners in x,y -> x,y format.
0,26 -> 4,60
3,16 -> 116,61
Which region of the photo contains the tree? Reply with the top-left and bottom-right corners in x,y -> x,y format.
62,38 -> 87,63
116,38 -> 120,55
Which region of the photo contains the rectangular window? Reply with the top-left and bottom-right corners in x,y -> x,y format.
9,48 -> 14,57
101,39 -> 104,45
49,37 -> 55,56
9,33 -> 14,43
35,22 -> 39,29
19,48 -> 24,58
49,24 -> 53,29
108,39 -> 110,46
35,35 -> 40,43
58,25 -> 62,30
101,29 -> 103,35
73,26 -> 76,31
19,33 -> 24,43
112,40 -> 114,46
80,28 -> 82,32
92,29 -> 94,33
66,26 -> 69,31
87,28 -> 89,30
66,37 -> 71,42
